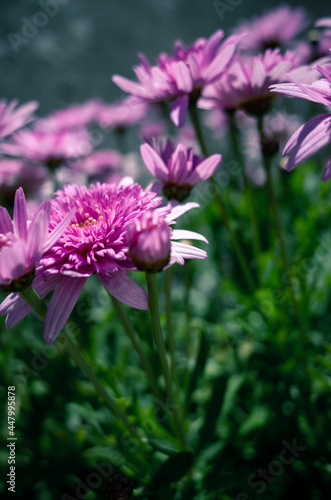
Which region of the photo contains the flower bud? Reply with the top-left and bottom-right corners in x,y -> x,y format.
126,211 -> 171,273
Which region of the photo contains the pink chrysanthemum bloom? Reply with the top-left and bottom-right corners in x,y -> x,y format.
200,49 -> 299,117
141,139 -> 221,201
270,64 -> 331,180
232,5 -> 308,53
0,182 -> 207,345
127,211 -> 171,273
0,188 -> 73,292
0,158 -> 49,204
0,128 -> 93,170
112,31 -> 241,127
34,100 -> 100,132
0,99 -> 38,140
97,97 -> 149,130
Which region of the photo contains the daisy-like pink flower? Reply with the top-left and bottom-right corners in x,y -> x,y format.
232,5 -> 308,53
0,182 -> 207,345
97,97 -> 149,130
0,99 -> 38,140
200,49 -> 298,116
0,188 -> 73,292
35,100 -> 100,132
0,128 -> 93,169
270,64 -> 331,180
72,150 -> 123,184
112,31 -> 241,127
141,139 -> 221,201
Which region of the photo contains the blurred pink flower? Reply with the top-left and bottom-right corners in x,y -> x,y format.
112,31 -> 241,127
97,97 -> 149,129
200,49 -> 299,116
35,100 -> 100,132
141,139 -> 221,201
271,64 -> 331,180
0,188 -> 73,291
0,158 -> 49,204
73,149 -> 123,183
232,5 -> 308,53
0,100 -> 38,140
0,182 -> 207,344
0,128 -> 93,168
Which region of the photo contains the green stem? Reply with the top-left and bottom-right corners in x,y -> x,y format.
145,273 -> 187,450
188,104 -> 256,293
19,287 -> 138,435
228,112 -> 261,264
110,294 -> 161,400
256,118 -> 304,337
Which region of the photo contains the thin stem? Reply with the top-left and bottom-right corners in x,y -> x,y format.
110,294 -> 161,400
19,287 -> 138,435
188,104 -> 256,293
228,112 -> 261,263
256,117 -> 304,337
145,272 -> 187,450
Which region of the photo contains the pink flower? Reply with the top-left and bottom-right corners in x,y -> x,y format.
270,64 -> 331,180
200,49 -> 299,116
0,128 -> 93,169
112,31 -> 241,127
0,100 -> 38,140
0,158 -> 49,204
97,97 -> 149,129
72,150 -> 123,183
127,211 -> 171,272
35,100 -> 100,132
140,139 -> 221,201
0,188 -> 73,292
0,182 -> 207,345
232,5 -> 308,53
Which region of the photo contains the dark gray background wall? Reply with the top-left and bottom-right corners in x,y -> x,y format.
0,0 -> 326,115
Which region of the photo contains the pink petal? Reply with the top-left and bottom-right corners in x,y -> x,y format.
13,188 -> 27,240
203,39 -> 238,83
0,240 -> 27,282
284,114 -> 331,171
167,201 -> 199,221
315,18 -> 331,28
0,207 -> 14,234
170,95 -> 189,128
26,209 -> 50,263
321,154 -> 331,182
112,75 -> 151,99
44,276 -> 87,345
98,270 -> 149,310
44,207 -> 76,253
140,143 -> 169,180
186,154 -> 222,184
172,229 -> 208,243
176,61 -> 193,93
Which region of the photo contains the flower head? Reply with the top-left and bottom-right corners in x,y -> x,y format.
112,31 -> 241,127
141,139 -> 221,201
1,182 -> 207,344
270,64 -> 331,180
200,49 -> 298,116
0,188 -> 73,292
0,128 -> 93,169
0,158 -> 49,204
232,5 -> 308,53
127,211 -> 171,272
97,97 -> 149,130
35,100 -> 100,132
0,99 -> 38,140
